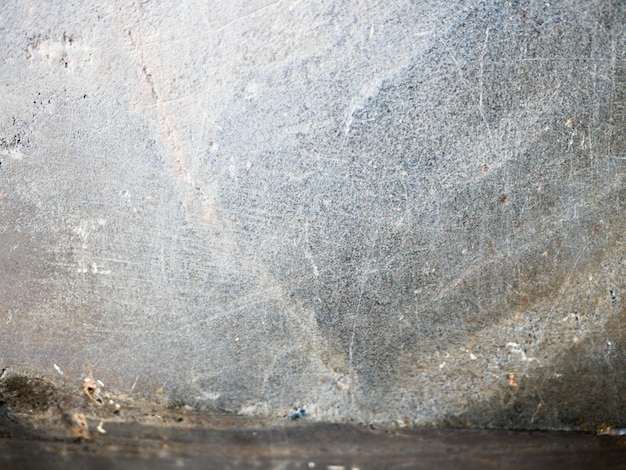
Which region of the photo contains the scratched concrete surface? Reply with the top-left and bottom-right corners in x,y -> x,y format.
0,0 -> 624,429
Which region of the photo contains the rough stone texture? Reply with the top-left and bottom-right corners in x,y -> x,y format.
0,0 -> 624,428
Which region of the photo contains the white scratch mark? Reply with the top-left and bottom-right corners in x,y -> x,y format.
348,319 -> 357,375
479,28 -> 489,112
289,0 -> 302,11
446,41 -> 494,149
130,375 -> 139,392
342,59 -> 418,139
305,251 -> 319,277
215,0 -> 283,33
343,103 -> 356,137
303,222 -> 320,277
547,240 -> 591,319
53,364 -> 64,375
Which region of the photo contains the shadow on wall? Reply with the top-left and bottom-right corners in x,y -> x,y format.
448,302 -> 626,430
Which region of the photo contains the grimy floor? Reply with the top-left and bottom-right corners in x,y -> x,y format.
1,373 -> 625,470
2,417 -> 626,470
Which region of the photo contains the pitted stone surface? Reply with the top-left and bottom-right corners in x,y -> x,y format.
0,0 -> 624,428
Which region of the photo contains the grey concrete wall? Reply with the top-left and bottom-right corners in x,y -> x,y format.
0,0 -> 624,428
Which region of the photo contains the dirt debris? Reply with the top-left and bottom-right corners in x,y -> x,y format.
0,371 -> 273,442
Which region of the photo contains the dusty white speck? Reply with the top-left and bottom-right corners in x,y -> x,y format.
308,463 -> 316,469
506,342 -> 539,363
96,420 -> 106,434
0,147 -> 25,160
97,379 -> 105,387
334,372 -> 351,391
238,401 -> 270,416
327,465 -> 345,470
469,352 -> 477,360
199,391 -> 220,400
561,313 -> 577,322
